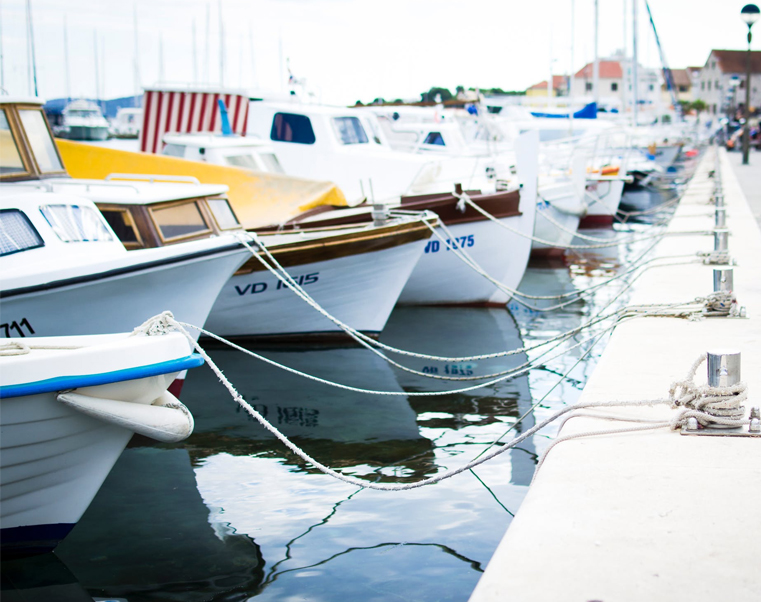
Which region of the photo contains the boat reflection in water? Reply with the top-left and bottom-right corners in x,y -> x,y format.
0,553 -> 93,602
53,447 -> 265,602
176,306 -> 537,601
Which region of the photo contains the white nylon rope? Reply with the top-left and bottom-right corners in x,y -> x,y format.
0,341 -> 82,356
134,312 -> 748,492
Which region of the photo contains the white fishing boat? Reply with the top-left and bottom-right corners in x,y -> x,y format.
53,99 -> 110,141
0,328 -> 201,557
0,98 -> 250,390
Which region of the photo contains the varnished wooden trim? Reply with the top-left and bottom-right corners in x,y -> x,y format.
13,105 -> 67,177
0,106 -> 34,180
235,219 -> 433,275
147,198 -> 215,245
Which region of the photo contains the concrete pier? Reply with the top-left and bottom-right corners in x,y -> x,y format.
470,148 -> 761,602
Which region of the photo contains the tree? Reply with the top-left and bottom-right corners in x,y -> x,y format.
420,87 -> 453,103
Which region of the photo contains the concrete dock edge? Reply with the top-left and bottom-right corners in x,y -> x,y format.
469,148 -> 761,602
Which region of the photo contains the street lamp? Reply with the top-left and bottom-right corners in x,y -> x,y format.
741,3 -> 759,164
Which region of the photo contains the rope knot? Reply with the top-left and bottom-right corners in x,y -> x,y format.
668,353 -> 748,429
131,311 -> 179,337
701,291 -> 741,317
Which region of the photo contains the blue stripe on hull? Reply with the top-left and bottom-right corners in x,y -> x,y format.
0,353 -> 204,399
0,523 -> 76,559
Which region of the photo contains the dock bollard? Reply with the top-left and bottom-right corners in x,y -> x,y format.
706,350 -> 741,388
714,192 -> 724,208
714,229 -> 729,252
713,267 -> 733,293
715,207 -> 727,228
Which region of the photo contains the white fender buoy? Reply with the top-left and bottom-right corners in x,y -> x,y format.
57,390 -> 194,442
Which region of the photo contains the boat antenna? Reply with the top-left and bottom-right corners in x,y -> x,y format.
26,0 -> 39,96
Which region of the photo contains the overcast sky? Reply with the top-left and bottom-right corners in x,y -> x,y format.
0,0 -> 757,105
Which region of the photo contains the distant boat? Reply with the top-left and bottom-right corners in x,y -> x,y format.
54,99 -> 110,141
109,107 -> 142,139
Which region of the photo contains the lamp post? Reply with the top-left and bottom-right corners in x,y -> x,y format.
741,4 -> 759,165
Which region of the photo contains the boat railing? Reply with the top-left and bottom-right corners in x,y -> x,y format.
105,173 -> 201,185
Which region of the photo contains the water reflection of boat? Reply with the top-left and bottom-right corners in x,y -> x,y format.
181,345 -> 425,448
380,306 -> 536,485
0,553 -> 93,602
54,447 -> 265,601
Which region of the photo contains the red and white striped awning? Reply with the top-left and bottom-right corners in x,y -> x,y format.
139,88 -> 249,154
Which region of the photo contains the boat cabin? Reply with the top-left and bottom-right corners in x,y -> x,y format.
1,98 -> 243,251
161,133 -> 285,174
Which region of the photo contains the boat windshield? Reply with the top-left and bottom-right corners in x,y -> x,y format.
224,153 -> 259,170
0,209 -> 45,256
332,117 -> 369,145
149,201 -> 211,242
40,204 -> 115,243
207,198 -> 240,230
0,109 -> 28,176
18,108 -> 63,173
67,110 -> 100,118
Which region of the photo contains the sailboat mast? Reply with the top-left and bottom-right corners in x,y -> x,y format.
593,0 -> 599,108
632,0 -> 639,126
218,0 -> 224,86
26,0 -> 38,96
622,0 -> 628,115
192,19 -> 198,83
94,31 -> 100,106
204,3 -> 210,84
159,32 -> 164,83
64,16 -> 71,100
0,2 -> 5,92
249,21 -> 255,88
133,4 -> 141,106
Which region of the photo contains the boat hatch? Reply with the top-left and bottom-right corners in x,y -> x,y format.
0,104 -> 66,181
97,196 -> 242,250
0,209 -> 45,256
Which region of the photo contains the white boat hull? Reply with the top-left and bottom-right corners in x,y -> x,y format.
0,331 -> 199,557
398,213 -> 533,305
205,237 -> 428,338
581,179 -> 625,227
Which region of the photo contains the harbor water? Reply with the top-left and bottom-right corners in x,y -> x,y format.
0,185 -> 682,602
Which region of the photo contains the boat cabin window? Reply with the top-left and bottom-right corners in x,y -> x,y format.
423,132 -> 445,146
18,108 -> 64,173
259,152 -> 284,173
270,112 -> 316,144
224,153 -> 259,170
0,110 -> 29,177
40,204 -> 115,243
332,117 -> 368,145
207,198 -> 240,230
0,209 -> 44,256
99,208 -> 142,249
162,144 -> 186,158
149,200 -> 211,242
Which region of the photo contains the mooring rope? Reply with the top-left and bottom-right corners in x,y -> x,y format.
133,311 -> 750,491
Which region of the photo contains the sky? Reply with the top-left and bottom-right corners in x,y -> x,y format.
0,0 -> 757,105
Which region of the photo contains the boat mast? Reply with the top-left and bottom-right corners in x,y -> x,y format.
632,0 -> 639,126
133,4 -> 141,106
218,0 -> 224,86
26,0 -> 38,96
192,19 -> 198,84
94,31 -> 100,107
0,2 -> 5,92
63,16 -> 71,101
593,0 -> 599,108
249,21 -> 256,88
159,32 -> 164,83
204,3 -> 210,84
569,0 -> 574,134
622,0 -> 628,116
